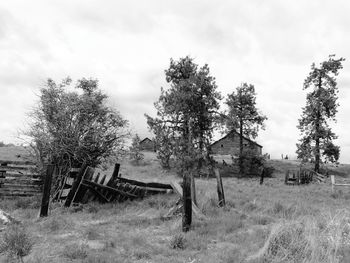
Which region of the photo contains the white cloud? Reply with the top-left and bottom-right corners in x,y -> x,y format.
0,0 -> 349,162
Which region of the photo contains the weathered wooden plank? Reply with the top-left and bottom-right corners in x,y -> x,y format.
116,177 -> 173,190
0,160 -> 36,165
64,163 -> 88,207
215,168 -> 225,207
40,164 -> 55,217
81,180 -> 138,198
171,181 -> 205,220
182,173 -> 192,232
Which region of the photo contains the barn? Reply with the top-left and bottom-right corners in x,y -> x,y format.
210,130 -> 262,156
139,137 -> 155,152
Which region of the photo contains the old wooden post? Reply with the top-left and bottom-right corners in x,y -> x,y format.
260,167 -> 265,185
284,170 -> 289,184
64,163 -> 87,207
214,168 -> 225,207
112,163 -> 120,178
182,171 -> 192,232
191,173 -> 197,206
39,164 -> 55,217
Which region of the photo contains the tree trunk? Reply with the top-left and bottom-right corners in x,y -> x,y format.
239,117 -> 243,175
314,76 -> 322,173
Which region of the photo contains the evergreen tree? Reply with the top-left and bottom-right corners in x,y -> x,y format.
225,83 -> 267,175
146,56 -> 221,174
297,55 -> 344,172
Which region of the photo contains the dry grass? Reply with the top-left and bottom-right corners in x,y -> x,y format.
1,150 -> 350,262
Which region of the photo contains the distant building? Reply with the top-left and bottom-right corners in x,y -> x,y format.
139,137 -> 155,152
210,130 -> 262,156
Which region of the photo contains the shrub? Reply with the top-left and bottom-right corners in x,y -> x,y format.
129,134 -> 144,165
26,77 -> 129,181
170,234 -> 187,250
0,225 -> 33,262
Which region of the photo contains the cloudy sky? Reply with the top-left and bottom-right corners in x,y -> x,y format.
1,0 -> 350,162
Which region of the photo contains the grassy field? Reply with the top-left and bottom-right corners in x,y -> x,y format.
1,150 -> 350,262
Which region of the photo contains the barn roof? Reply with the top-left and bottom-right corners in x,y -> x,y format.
211,130 -> 263,148
140,137 -> 153,144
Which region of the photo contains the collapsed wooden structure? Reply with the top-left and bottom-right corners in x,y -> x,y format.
52,164 -> 173,207
285,168 -> 326,185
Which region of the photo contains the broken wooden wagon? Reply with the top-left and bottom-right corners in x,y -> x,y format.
53,164 -> 173,206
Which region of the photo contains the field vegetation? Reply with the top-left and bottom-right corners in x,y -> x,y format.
0,151 -> 350,262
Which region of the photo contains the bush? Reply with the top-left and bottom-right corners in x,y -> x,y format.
129,134 -> 144,165
26,77 -> 129,176
0,225 -> 33,262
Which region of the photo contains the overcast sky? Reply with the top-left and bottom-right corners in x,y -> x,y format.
1,0 -> 350,162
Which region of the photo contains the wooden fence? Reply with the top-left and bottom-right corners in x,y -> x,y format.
0,160 -> 42,197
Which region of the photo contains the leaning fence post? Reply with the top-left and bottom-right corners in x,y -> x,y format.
39,164 -> 55,217
214,168 -> 225,207
182,171 -> 192,232
64,162 -> 87,207
112,163 -> 120,178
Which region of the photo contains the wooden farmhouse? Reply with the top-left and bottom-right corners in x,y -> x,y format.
139,137 -> 155,152
210,130 -> 263,156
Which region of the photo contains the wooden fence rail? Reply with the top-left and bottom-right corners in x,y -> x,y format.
0,160 -> 42,197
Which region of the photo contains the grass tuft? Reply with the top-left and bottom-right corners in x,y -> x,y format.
170,234 -> 187,250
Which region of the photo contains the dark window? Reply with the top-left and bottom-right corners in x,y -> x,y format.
221,144 -> 224,148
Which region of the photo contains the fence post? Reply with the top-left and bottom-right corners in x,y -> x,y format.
182,171 -> 192,232
215,168 -> 225,207
331,175 -> 335,193
39,164 -> 55,217
191,172 -> 197,206
285,170 -> 289,184
260,168 -> 265,185
112,163 -> 120,178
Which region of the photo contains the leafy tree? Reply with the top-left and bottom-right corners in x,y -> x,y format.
146,56 -> 221,175
146,118 -> 173,169
129,134 -> 144,165
0,141 -> 5,147
296,55 -> 344,172
27,77 -> 129,170
225,83 -> 267,174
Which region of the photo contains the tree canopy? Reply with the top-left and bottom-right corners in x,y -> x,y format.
146,56 -> 221,174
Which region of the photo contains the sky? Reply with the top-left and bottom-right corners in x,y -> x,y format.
1,0 -> 350,162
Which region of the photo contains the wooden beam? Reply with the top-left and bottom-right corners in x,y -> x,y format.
64,163 -> 87,207
39,164 -> 55,217
112,163 -> 120,178
81,179 -> 138,198
215,168 -> 225,207
182,172 -> 192,232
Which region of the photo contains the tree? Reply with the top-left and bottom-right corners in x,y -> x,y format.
297,55 -> 344,172
225,83 -> 267,175
146,56 -> 221,175
146,118 -> 173,169
129,134 -> 144,165
27,77 -> 129,170
146,56 -> 221,232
